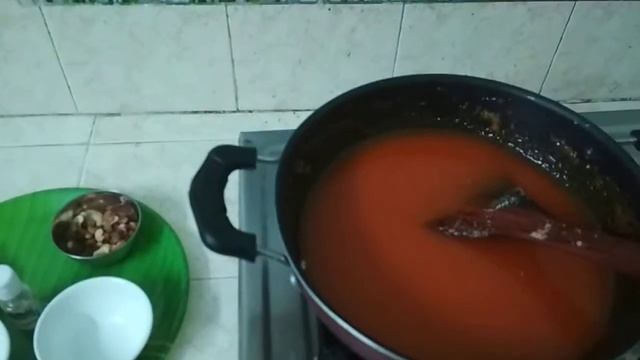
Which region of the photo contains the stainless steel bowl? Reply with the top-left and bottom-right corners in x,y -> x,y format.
51,191 -> 142,266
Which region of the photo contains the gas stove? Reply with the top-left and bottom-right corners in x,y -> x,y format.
238,110 -> 640,360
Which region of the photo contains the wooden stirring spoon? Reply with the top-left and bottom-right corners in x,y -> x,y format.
436,207 -> 640,277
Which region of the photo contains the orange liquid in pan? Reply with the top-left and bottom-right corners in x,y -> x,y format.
300,132 -> 613,360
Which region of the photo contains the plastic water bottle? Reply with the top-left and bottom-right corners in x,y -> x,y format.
0,265 -> 40,330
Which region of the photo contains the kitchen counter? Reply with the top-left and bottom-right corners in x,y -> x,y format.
1,107 -> 639,359
0,111 -> 311,359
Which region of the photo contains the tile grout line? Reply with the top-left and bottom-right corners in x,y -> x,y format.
77,116 -> 97,186
391,2 -> 406,77
90,138 -> 236,146
561,97 -> 640,104
0,97 -> 639,121
0,108 -> 316,119
0,138 -> 240,150
191,276 -> 238,282
225,4 -> 241,111
537,1 -> 577,94
38,5 -> 79,112
0,143 -> 89,149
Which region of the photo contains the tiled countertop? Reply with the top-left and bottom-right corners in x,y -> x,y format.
0,112 -> 310,359
2,106 -> 639,359
1,0 -> 640,358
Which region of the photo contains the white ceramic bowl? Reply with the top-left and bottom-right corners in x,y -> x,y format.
0,320 -> 9,360
34,277 -> 153,360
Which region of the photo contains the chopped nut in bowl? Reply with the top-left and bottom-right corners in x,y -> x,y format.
51,191 -> 142,266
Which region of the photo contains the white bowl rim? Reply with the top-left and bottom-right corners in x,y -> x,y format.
33,276 -> 153,360
0,319 -> 9,360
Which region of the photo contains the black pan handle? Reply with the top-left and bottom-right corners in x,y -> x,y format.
631,129 -> 640,151
189,145 -> 258,261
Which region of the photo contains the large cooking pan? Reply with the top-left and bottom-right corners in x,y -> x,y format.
190,75 -> 640,359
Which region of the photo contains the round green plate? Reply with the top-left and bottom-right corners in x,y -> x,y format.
0,188 -> 189,359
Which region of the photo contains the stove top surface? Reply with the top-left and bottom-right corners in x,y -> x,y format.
238,110 -> 640,360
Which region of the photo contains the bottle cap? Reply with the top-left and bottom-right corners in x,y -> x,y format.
0,265 -> 23,301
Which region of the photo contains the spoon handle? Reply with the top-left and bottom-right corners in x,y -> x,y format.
438,207 -> 640,277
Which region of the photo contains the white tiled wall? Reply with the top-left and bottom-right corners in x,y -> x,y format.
541,1 -> 640,101
0,2 -> 76,114
2,1 -> 640,114
395,2 -> 574,92
228,4 -> 402,110
0,2 -> 639,359
43,6 -> 236,112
